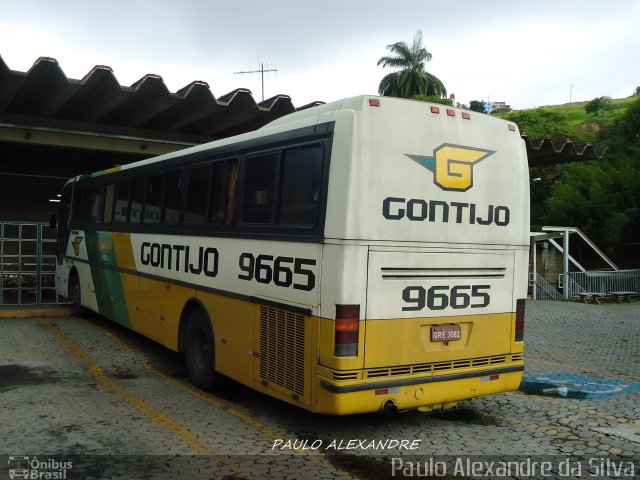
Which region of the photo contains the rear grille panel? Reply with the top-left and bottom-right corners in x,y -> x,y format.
381,267 -> 506,280
259,305 -> 306,396
332,371 -> 359,381
364,353 -> 522,380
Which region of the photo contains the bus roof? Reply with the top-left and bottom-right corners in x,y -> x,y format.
74,95 -> 517,181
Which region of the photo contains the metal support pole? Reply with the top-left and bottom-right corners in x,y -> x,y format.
563,231 -> 570,300
531,239 -> 537,300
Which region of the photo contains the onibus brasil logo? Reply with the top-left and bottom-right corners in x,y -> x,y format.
8,456 -> 73,479
406,144 -> 495,192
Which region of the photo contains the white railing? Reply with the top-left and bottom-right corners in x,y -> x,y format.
532,273 -> 563,300
567,270 -> 640,298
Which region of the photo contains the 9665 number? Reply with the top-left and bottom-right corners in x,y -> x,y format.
238,253 -> 316,291
402,285 -> 490,311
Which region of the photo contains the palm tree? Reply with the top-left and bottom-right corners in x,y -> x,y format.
377,31 -> 447,99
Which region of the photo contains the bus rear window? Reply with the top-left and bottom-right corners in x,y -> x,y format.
279,145 -> 323,226
241,144 -> 323,227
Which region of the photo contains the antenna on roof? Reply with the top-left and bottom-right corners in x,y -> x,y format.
234,59 -> 278,102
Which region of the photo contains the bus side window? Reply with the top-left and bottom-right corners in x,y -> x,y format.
144,174 -> 163,224
82,186 -> 102,224
103,184 -> 115,224
242,152 -> 279,224
185,165 -> 210,224
129,178 -> 145,224
225,160 -> 239,225
279,145 -> 323,226
163,169 -> 182,224
210,161 -> 230,225
71,187 -> 84,224
114,181 -> 130,224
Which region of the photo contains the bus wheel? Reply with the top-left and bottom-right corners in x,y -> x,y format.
69,273 -> 88,318
184,308 -> 216,390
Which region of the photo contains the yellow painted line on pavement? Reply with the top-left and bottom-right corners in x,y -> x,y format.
96,325 -> 358,480
39,319 -> 248,477
0,307 -> 73,318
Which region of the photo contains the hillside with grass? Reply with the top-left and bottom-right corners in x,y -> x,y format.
541,95 -> 639,142
494,93 -> 639,143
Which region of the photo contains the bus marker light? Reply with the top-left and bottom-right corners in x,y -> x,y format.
447,108 -> 455,116
369,98 -> 380,107
335,304 -> 360,356
430,106 -> 440,114
515,298 -> 525,341
462,112 -> 471,120
508,124 -> 516,132
375,387 -> 400,395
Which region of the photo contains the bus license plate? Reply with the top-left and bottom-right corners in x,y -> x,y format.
431,324 -> 461,342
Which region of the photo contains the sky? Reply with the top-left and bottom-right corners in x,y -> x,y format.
1,0 -> 639,109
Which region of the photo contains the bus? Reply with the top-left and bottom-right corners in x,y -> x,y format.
53,95 -> 529,415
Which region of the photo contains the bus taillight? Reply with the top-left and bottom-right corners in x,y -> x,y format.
334,304 -> 360,356
515,299 -> 525,341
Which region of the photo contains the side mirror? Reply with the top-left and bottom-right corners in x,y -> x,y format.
49,213 -> 58,229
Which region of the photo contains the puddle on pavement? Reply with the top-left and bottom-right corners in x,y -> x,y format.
110,366 -> 138,379
0,364 -> 61,390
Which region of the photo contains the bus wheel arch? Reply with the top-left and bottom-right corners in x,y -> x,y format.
68,268 -> 88,318
180,300 -> 217,390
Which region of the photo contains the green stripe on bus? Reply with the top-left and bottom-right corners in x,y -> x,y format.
85,231 -> 131,327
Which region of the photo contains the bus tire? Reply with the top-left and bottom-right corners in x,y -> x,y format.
69,272 -> 88,318
184,308 -> 217,390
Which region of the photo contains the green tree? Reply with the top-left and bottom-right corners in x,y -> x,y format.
412,94 -> 452,105
543,96 -> 640,263
501,109 -> 573,138
469,100 -> 485,113
584,96 -> 612,118
500,109 -> 582,232
377,31 -> 446,99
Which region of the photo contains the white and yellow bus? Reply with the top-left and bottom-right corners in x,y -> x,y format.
54,95 -> 529,415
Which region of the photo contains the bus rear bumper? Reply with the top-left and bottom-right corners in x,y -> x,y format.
315,365 -> 523,415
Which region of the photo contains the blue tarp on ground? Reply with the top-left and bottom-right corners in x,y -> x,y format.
520,373 -> 640,400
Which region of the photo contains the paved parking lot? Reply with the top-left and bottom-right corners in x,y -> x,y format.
1,300 -> 638,479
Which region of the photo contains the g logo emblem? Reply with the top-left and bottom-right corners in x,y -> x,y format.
406,144 -> 494,192
72,236 -> 83,256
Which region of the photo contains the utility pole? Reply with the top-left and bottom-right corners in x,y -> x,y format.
234,61 -> 277,102
570,84 -> 575,103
